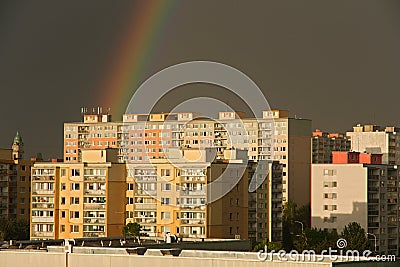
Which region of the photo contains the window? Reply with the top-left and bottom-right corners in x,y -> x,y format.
161,226 -> 170,233
20,176 -> 26,182
324,205 -> 337,211
71,169 -> 80,176
20,209 -> 25,215
161,198 -> 170,205
126,198 -> 134,204
229,213 -> 233,220
323,169 -> 336,176
127,183 -> 134,190
161,212 -> 171,219
21,165 -> 26,171
161,169 -> 171,176
70,225 -> 79,233
61,183 -> 66,190
61,225 -> 65,232
161,183 -> 171,191
20,187 -> 25,193
229,227 -> 233,234
20,198 -> 25,204
324,193 -> 337,199
61,211 -> 66,218
323,181 -> 337,188
61,169 -> 66,176
70,211 -> 80,219
61,197 -> 66,205
71,183 -> 80,190
70,197 -> 79,205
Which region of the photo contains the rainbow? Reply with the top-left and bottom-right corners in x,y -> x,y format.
98,0 -> 177,117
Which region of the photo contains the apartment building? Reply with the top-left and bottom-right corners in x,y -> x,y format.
312,152 -> 399,256
312,129 -> 351,163
30,148 -> 126,240
64,109 -> 310,206
125,148 -> 250,239
0,132 -> 33,221
347,124 -> 400,165
121,110 -> 310,205
64,108 -> 123,162
248,161 -> 283,244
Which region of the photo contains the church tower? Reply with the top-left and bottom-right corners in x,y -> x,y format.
12,131 -> 24,161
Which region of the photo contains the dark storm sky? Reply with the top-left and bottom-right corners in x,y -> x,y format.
0,1 -> 399,158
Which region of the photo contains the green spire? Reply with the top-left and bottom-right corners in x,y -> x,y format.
13,131 -> 22,144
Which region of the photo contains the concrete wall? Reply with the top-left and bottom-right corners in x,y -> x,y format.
0,251 -> 65,267
311,164 -> 368,232
1,250 -> 397,267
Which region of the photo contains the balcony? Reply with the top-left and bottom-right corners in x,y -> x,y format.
32,203 -> 54,209
84,189 -> 106,196
368,210 -> 379,216
135,190 -> 156,196
31,231 -> 54,237
31,216 -> 54,223
180,219 -> 205,225
181,190 -> 206,196
135,218 -> 156,224
84,203 -> 106,210
134,203 -> 157,210
83,232 -> 105,238
32,189 -> 54,195
84,176 -> 106,182
84,218 -> 106,224
368,222 -> 379,228
33,176 -> 55,181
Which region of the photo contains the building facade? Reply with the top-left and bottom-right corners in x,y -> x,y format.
0,132 -> 33,221
312,152 -> 399,256
125,148 -> 250,240
65,109 -> 311,206
347,124 -> 400,165
248,161 -> 283,244
30,149 -> 126,240
312,129 -> 351,163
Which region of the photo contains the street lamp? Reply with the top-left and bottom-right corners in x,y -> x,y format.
366,232 -> 377,255
293,220 -> 307,246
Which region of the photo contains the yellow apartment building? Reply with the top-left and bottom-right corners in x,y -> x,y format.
125,148 -> 249,239
30,148 -> 126,240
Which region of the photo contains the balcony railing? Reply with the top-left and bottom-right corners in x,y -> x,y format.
135,218 -> 156,224
31,231 -> 54,237
31,216 -> 54,223
83,232 -> 105,238
32,203 -> 54,209
32,189 -> 54,195
84,176 -> 106,182
181,190 -> 206,196
84,218 -> 106,224
33,176 -> 55,181
84,190 -> 106,195
84,203 -> 106,210
180,219 -> 205,225
134,203 -> 157,210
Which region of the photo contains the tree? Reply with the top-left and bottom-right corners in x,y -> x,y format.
253,240 -> 283,252
122,222 -> 142,239
340,222 -> 371,251
294,228 -> 338,253
282,200 -> 310,251
0,218 -> 29,241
